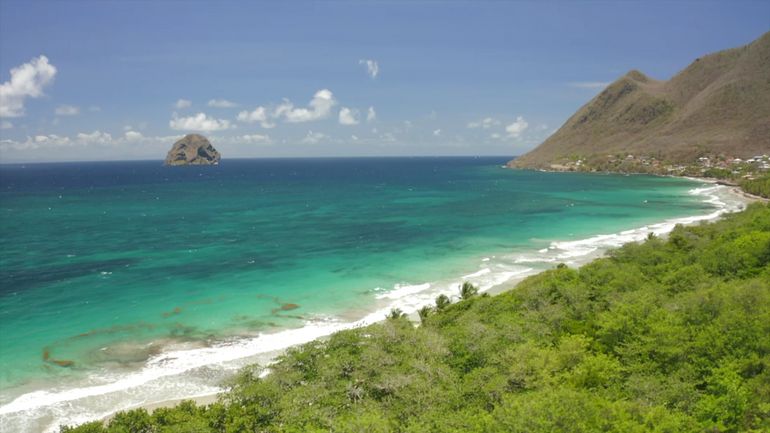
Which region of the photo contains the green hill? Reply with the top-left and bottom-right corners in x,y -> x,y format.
510,31 -> 770,170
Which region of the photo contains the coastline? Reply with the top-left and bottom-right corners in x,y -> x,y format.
103,179 -> 758,423
0,176 -> 753,432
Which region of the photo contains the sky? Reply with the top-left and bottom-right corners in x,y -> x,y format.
0,1 -> 768,163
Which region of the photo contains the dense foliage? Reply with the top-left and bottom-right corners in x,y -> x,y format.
741,174 -> 770,199
64,204 -> 770,433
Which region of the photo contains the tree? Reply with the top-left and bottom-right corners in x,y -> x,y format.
460,282 -> 478,300
418,306 -> 432,323
435,294 -> 451,310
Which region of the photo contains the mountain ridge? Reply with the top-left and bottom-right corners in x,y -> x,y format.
509,31 -> 770,170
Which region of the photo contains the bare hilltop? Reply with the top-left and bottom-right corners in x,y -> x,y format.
510,31 -> 770,172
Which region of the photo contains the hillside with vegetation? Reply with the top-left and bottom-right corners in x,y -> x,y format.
510,31 -> 770,172
64,203 -> 770,433
741,174 -> 770,199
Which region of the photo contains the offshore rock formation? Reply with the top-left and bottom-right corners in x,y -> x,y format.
164,134 -> 221,166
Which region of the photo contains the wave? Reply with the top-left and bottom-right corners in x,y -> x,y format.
0,183 -> 748,433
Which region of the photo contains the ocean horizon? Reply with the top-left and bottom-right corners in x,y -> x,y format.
0,157 -> 746,432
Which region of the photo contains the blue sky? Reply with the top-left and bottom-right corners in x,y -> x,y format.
0,1 -> 768,162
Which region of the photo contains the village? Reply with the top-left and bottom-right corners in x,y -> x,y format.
551,152 -> 770,180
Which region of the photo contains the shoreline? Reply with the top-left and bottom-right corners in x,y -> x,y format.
106,180 -> 760,422
1,177 -> 754,432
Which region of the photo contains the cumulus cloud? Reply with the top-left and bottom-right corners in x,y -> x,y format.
77,130 -> 113,144
301,130 -> 326,144
433,129 -> 442,136
124,130 -> 144,141
32,134 -> 71,147
208,99 -> 238,108
366,106 -> 376,122
505,116 -> 529,138
568,81 -> 610,89
0,55 -> 57,118
275,89 -> 336,123
175,99 -> 192,109
169,112 -> 232,131
236,106 -> 275,128
467,117 -> 501,129
55,105 -> 79,116
0,130 -> 180,152
238,133 -> 271,144
338,107 -> 359,125
359,59 -> 379,79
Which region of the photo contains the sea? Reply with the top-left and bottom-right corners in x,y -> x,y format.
0,157 -> 747,432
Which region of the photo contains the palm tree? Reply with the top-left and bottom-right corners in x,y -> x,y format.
417,306 -> 432,323
460,281 -> 478,300
386,308 -> 405,320
435,294 -> 451,310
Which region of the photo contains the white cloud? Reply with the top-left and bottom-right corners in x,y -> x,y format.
236,106 -> 275,128
1,130 -> 180,152
0,120 -> 12,129
505,116 -> 529,139
208,99 -> 238,108
338,107 -> 359,125
301,130 -> 326,144
275,89 -> 336,123
359,59 -> 379,79
55,104 -> 79,116
433,129 -> 441,136
238,133 -> 271,144
467,117 -> 500,129
169,112 -> 232,131
366,106 -> 376,122
568,81 -> 610,89
124,130 -> 144,141
33,134 -> 70,147
77,130 -> 113,145
0,55 -> 57,118
351,134 -> 359,141
175,99 -> 192,109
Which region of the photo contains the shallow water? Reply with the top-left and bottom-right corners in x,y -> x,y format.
0,157 -> 745,431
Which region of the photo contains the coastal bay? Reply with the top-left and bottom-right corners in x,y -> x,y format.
0,157 -> 747,432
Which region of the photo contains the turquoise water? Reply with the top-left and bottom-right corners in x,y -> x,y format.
0,157 -> 733,430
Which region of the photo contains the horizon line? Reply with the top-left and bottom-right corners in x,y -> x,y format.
0,154 -> 520,166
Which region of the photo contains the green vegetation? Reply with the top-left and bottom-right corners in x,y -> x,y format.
63,204 -> 770,433
459,281 -> 478,300
742,174 -> 770,199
